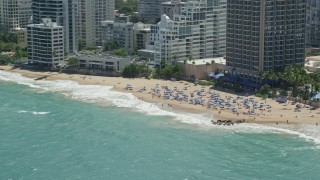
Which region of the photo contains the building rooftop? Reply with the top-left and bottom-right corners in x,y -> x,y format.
77,54 -> 132,61
180,57 -> 226,65
306,56 -> 320,61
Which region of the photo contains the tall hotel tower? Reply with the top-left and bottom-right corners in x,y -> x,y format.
77,0 -> 115,46
32,0 -> 77,54
226,0 -> 306,74
306,0 -> 320,47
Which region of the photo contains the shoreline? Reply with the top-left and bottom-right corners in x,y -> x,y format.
1,65 -> 320,126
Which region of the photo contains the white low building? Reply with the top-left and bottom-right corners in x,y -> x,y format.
77,54 -> 132,72
305,56 -> 320,73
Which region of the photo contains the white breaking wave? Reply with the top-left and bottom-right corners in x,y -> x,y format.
32,111 -> 50,115
1,70 -> 320,145
18,110 -> 50,115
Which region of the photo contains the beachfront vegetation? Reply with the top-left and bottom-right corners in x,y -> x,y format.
197,81 -> 216,86
67,57 -> 78,69
153,64 -> 183,80
257,65 -> 320,100
0,32 -> 27,65
122,63 -> 183,80
122,63 -> 151,78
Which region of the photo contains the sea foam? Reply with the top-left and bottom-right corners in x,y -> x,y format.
1,70 -> 320,145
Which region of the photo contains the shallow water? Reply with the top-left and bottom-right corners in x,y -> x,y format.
1,71 -> 320,179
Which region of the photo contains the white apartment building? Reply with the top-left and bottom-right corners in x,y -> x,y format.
27,18 -> 64,68
77,0 -> 115,47
148,0 -> 226,65
0,0 -> 32,30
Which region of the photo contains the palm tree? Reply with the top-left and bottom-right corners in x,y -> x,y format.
205,62 -> 210,77
192,61 -> 196,79
187,55 -> 193,79
257,71 -> 265,86
211,60 -> 215,73
232,67 -> 236,76
172,55 -> 177,65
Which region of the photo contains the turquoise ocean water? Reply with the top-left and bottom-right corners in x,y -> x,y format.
0,70 -> 320,180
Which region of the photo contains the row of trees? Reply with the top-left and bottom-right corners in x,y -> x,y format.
258,65 -> 320,100
122,63 -> 152,78
122,63 -> 183,80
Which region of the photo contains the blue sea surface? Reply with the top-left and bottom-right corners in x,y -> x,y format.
0,71 -> 320,180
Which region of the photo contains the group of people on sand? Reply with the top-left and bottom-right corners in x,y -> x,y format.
130,82 -> 320,126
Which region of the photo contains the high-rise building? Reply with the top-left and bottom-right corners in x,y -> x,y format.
226,0 -> 306,75
147,0 -> 226,65
160,0 -> 186,19
139,0 -> 168,23
101,16 -> 134,51
77,0 -> 115,47
27,18 -> 64,68
0,0 -> 32,30
32,0 -> 77,54
306,0 -> 320,47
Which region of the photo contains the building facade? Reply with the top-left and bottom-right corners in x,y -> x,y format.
148,0 -> 226,65
0,0 -> 32,30
32,0 -> 77,54
27,18 -> 64,68
138,0 -> 167,23
306,0 -> 320,47
101,17 -> 151,52
226,0 -> 306,75
160,0 -> 186,19
134,23 -> 151,50
101,16 -> 134,51
77,0 -> 115,47
77,54 -> 131,72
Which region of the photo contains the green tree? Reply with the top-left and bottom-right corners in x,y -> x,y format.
112,48 -> 128,56
122,63 -> 139,78
67,57 -> 78,69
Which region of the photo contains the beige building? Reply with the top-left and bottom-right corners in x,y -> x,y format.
77,0 -> 115,47
10,28 -> 27,47
0,0 -> 32,31
180,57 -> 230,80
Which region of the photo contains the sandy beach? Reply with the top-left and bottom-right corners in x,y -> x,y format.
1,65 -> 320,125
